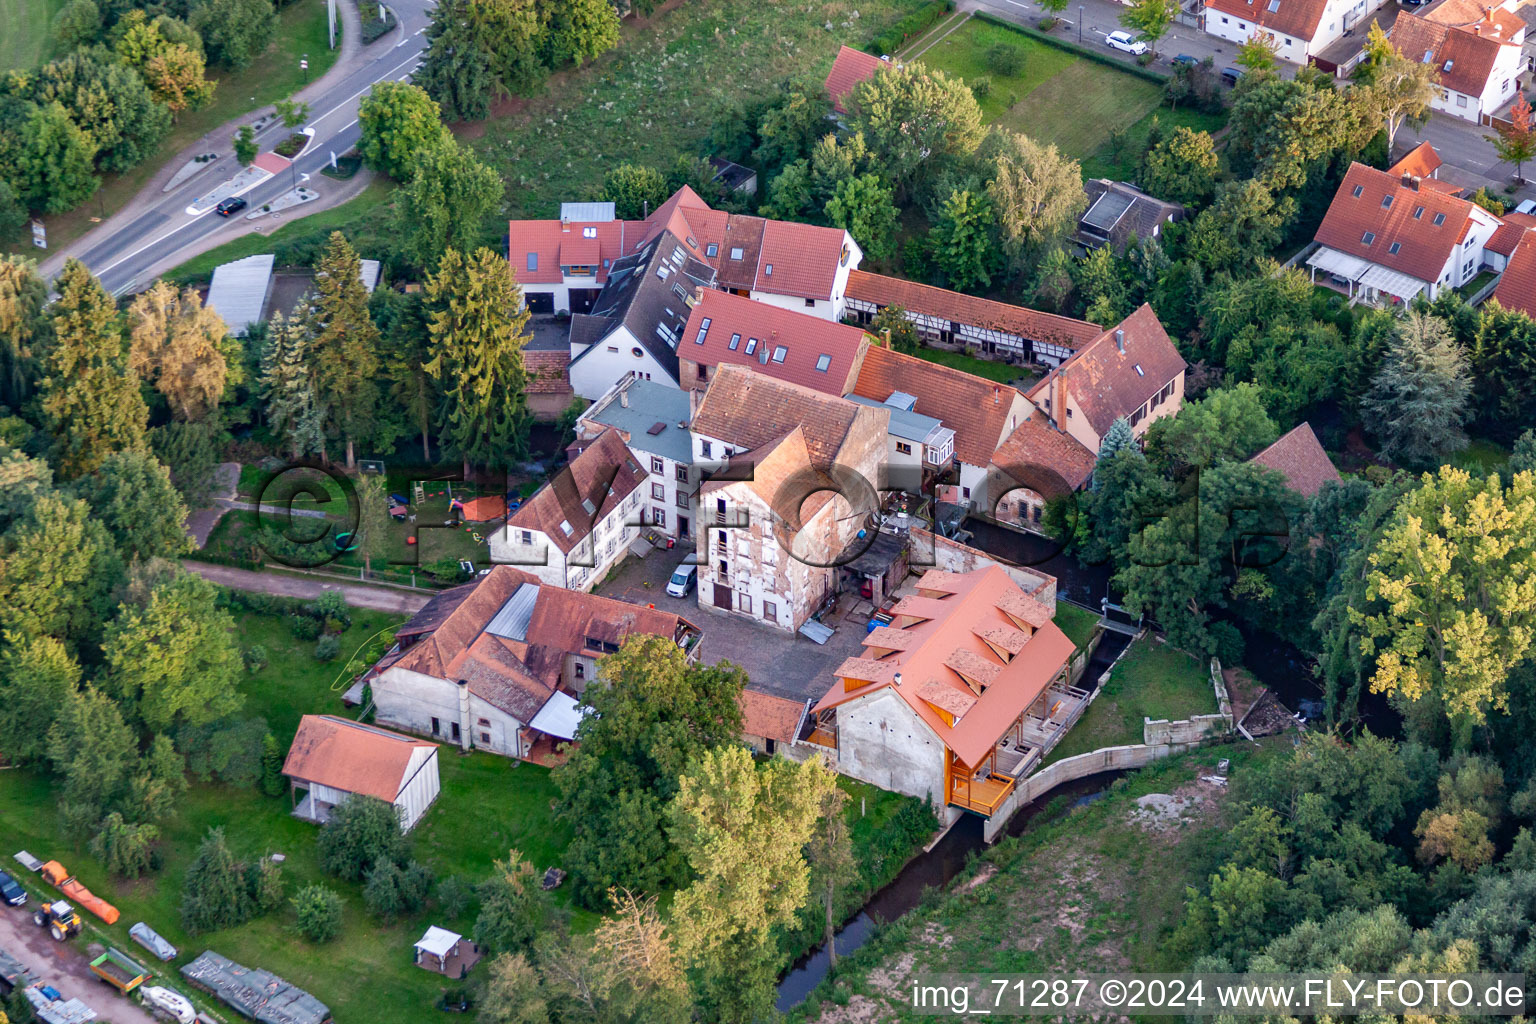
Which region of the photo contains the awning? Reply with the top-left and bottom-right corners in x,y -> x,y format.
414,926 -> 460,958
1306,246 -> 1373,281
529,692 -> 587,741
1357,263 -> 1427,301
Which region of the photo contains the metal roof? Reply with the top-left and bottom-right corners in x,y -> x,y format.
561,201 -> 616,223
359,259 -> 381,294
528,691 -> 586,740
580,378 -> 694,463
205,254 -> 274,336
485,582 -> 539,641
1083,191 -> 1134,232
845,393 -> 950,445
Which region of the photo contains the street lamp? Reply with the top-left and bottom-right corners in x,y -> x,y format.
301,55 -> 310,84
1078,6 -> 1084,42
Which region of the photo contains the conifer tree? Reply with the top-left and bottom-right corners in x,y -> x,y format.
1361,311 -> 1471,466
1092,417 -> 1140,490
259,311 -> 324,460
308,233 -> 381,468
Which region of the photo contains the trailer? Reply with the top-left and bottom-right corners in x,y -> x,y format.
181,951 -> 332,1024
38,861 -> 119,925
23,982 -> 98,1024
89,947 -> 149,994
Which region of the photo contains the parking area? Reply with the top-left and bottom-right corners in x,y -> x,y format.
593,546 -> 872,705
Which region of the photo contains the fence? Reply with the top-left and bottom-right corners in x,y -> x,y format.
971,12 -> 1171,85
1466,271 -> 1504,306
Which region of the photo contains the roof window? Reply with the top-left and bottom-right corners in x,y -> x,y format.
527,253 -> 538,271
686,236 -> 697,248
1381,195 -> 1393,209
559,520 -> 574,536
1134,364 -> 1145,377
1388,242 -> 1402,255
656,265 -> 671,280
672,246 -> 685,264
772,346 -> 787,363
1351,184 -> 1364,198
581,499 -> 597,515
695,317 -> 712,345
582,226 -> 597,238
765,263 -> 773,276
706,243 -> 718,257
1413,206 -> 1425,219
745,337 -> 758,355
1267,0 -> 1280,10
1362,231 -> 1375,245
730,247 -> 745,260
728,333 -> 741,350
816,354 -> 832,372
1433,212 -> 1446,225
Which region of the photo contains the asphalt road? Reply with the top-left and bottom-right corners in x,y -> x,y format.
0,900 -> 161,1024
54,0 -> 437,297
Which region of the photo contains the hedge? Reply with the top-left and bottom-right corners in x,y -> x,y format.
971,11 -> 1170,86
357,0 -> 398,45
866,0 -> 956,56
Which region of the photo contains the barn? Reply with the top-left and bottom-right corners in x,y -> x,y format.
282,715 -> 441,831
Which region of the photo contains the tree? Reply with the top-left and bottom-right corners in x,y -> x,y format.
1141,127 -> 1219,207
869,304 -> 920,353
824,173 -> 898,262
0,633 -> 81,766
1120,0 -> 1177,52
101,572 -> 244,733
1143,383 -> 1278,475
599,163 -> 669,220
1361,311 -> 1471,467
0,256 -> 49,409
364,858 -> 433,920
373,290 -> 438,461
1359,24 -> 1441,152
482,954 -> 550,1024
474,849 -> 544,953
569,888 -> 692,1022
141,44 -> 216,114
929,189 -> 997,293
752,90 -> 829,173
0,494 -> 123,652
423,247 -> 532,472
1031,246 -> 1077,313
806,783 -> 856,968
984,130 -> 1085,271
357,81 -> 452,181
46,685 -> 137,819
669,747 -> 839,1022
1353,466 -> 1536,740
126,732 -> 187,826
182,826 -> 252,932
72,450 -> 189,563
52,0 -> 101,47
0,182 -> 24,240
90,812 -> 159,878
1076,245 -> 1131,325
542,0 -> 618,68
1235,33 -> 1280,73
7,101 -> 99,213
354,471 -> 390,577
260,732 -> 285,796
189,0 -> 277,70
317,794 -> 406,880
307,232 -> 382,468
1487,92 -> 1535,183
415,0 -> 496,122
1512,428 -> 1536,474
292,884 -> 343,942
259,311 -> 324,459
759,160 -> 814,220
469,0 -> 547,95
41,260 -> 149,478
1096,417 -> 1138,467
846,63 -> 986,197
809,131 -> 871,207
274,99 -> 311,131
233,125 -> 257,166
399,141 -> 503,267
33,51 -> 171,175
127,279 -> 233,421
554,635 -> 745,907
1183,180 -> 1294,277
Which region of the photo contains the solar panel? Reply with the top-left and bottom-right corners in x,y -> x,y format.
1083,191 -> 1134,231
486,583 -> 540,641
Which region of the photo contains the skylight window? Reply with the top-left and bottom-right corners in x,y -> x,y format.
1267,0 -> 1279,11
527,253 -> 538,271
1134,364 -> 1145,377
559,520 -> 574,536
706,243 -> 719,258
1362,231 -> 1375,245
765,264 -> 773,276
745,338 -> 758,355
695,317 -> 712,344
1414,206 -> 1425,219
816,354 -> 832,372
582,226 -> 597,238
730,247 -> 745,260
772,346 -> 787,363
1433,212 -> 1446,226
1352,185 -> 1364,198
581,499 -> 597,515
1381,195 -> 1393,209
1389,242 -> 1402,255
728,333 -> 741,350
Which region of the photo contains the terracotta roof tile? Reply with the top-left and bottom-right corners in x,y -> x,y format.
1249,422 -> 1341,498
700,426 -> 838,523
1027,304 -> 1186,439
740,690 -> 808,743
508,220 -> 627,285
524,349 -> 571,394
506,429 -> 644,553
1202,0 -> 1330,42
682,291 -> 870,395
1314,163 -> 1483,284
1390,141 -> 1444,179
991,411 -> 1098,496
1493,234 -> 1536,317
756,220 -> 852,300
845,270 -> 1100,351
825,46 -> 886,114
1391,11 -> 1514,98
691,362 -> 882,466
282,715 -> 436,803
1487,220 -> 1529,256
917,679 -> 978,717
851,346 -> 1026,466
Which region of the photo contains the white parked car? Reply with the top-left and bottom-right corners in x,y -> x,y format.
140,985 -> 196,1024
665,563 -> 697,598
1106,31 -> 1149,54
1515,199 -> 1536,215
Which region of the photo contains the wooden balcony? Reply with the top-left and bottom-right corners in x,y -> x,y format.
947,771 -> 1016,816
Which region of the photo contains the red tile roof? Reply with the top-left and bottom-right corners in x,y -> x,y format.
681,290 -> 870,395
691,362 -> 880,467
1027,304 -> 1186,439
507,219 -> 630,285
825,46 -> 886,114
845,270 -> 1101,351
991,411 -> 1098,497
1202,0 -> 1330,42
812,565 -> 1074,768
524,349 -> 571,394
506,428 -> 644,553
1391,9 -> 1517,98
700,426 -> 838,523
282,716 -> 436,803
851,345 -> 1026,467
1250,422 -> 1341,498
1390,141 -> 1444,179
1493,234 -> 1536,317
1486,219 -> 1529,256
740,690 -> 808,743
757,219 -> 852,301
1314,162 -> 1482,284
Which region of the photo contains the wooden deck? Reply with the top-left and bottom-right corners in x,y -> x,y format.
947,773 -> 1016,815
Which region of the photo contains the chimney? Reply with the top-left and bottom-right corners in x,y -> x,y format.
456,679 -> 472,752
619,389 -> 629,408
561,215 -> 570,233
643,200 -> 650,219
1114,328 -> 1125,352
992,385 -> 1001,405
893,671 -> 903,686
1403,174 -> 1420,190
881,327 -> 892,349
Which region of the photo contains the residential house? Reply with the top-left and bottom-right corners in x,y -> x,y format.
676,289 -> 873,393
1026,303 -> 1186,449
368,566 -> 701,760
490,429 -> 646,591
843,270 -> 1101,367
524,349 -> 574,420
1485,210 -> 1536,272
282,715 -> 440,831
1392,0 -> 1527,122
1077,179 -> 1186,251
575,375 -> 698,540
708,156 -> 758,197
844,392 -> 957,489
806,566 -> 1079,838
824,45 -> 888,114
987,412 -> 1098,531
1249,423 -> 1342,498
1492,230 -> 1536,316
848,345 -> 1034,506
508,202 -> 627,315
1202,0 -> 1389,63
740,690 -> 810,755
1307,160 -> 1504,303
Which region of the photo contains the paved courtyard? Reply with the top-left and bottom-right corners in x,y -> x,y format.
594,544 -> 872,704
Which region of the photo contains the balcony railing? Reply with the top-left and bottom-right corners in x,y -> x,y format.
947,772 -> 1016,816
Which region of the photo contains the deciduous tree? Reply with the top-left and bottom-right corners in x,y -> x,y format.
399,140 -> 503,267
357,81 -> 452,181
824,173 -> 898,262
0,256 -> 49,408
1120,0 -> 1178,52
599,162 -> 668,220
1140,127 -> 1219,207
1358,23 -> 1441,152
1486,92 -> 1535,183
189,0 -> 277,70
33,51 -> 171,175
318,794 -> 406,880
128,279 -> 234,421
0,632 -> 81,765
541,0 -> 618,68
353,471 -> 390,577
5,101 -> 99,213
46,684 -> 137,817
292,884 -> 343,942
0,494 -> 122,651
233,125 -> 257,166
805,783 -> 856,968
984,130 -> 1085,271
847,64 -> 985,197
1183,180 -> 1294,277
928,188 -> 997,293
72,450 -> 189,563
470,0 -> 547,95
474,850 -> 544,953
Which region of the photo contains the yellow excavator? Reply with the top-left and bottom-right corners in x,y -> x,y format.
32,900 -> 82,942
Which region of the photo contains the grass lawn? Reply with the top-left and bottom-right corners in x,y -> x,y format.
912,344 -> 1037,385
1052,601 -> 1100,650
1457,269 -> 1499,298
4,0 -> 341,257
2,0 -> 65,73
918,18 -> 1227,181
1453,437 -> 1511,475
1043,636 -> 1215,765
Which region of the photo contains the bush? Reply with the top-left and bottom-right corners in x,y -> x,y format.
292,884 -> 344,942
90,812 -> 159,879
246,856 -> 286,912
867,0 -> 954,56
314,634 -> 341,661
182,827 -> 253,934
970,75 -> 992,100
986,41 -> 1026,76
436,874 -> 478,920
364,858 -> 434,920
243,645 -> 268,672
1210,621 -> 1246,665
260,733 -> 285,797
318,795 -> 407,881
287,614 -> 322,641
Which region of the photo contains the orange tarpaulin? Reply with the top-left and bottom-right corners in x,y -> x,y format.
40,859 -> 120,925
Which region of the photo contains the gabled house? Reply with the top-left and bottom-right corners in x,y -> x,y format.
843,270 -> 1101,367
824,45 -> 888,114
1391,0 -> 1527,122
677,289 -> 873,394
1201,0 -> 1389,63
1077,180 -> 1185,251
1249,423 -> 1342,498
575,375 -> 698,540
508,202 -> 628,315
490,429 -> 646,591
282,716 -> 440,831
1307,160 -> 1504,303
806,566 -> 1078,836
1026,304 -> 1187,452
987,412 -> 1098,531
368,566 -> 701,760
849,345 -> 1034,507
1492,230 -> 1536,317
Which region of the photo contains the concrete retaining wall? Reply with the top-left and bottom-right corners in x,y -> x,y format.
1141,656 -> 1234,745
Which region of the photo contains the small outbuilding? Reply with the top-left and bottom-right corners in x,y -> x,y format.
413,927 -> 481,979
282,715 -> 441,831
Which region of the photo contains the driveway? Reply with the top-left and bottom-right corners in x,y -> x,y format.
184,561 -> 434,615
594,546 -> 870,703
0,903 -> 161,1024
